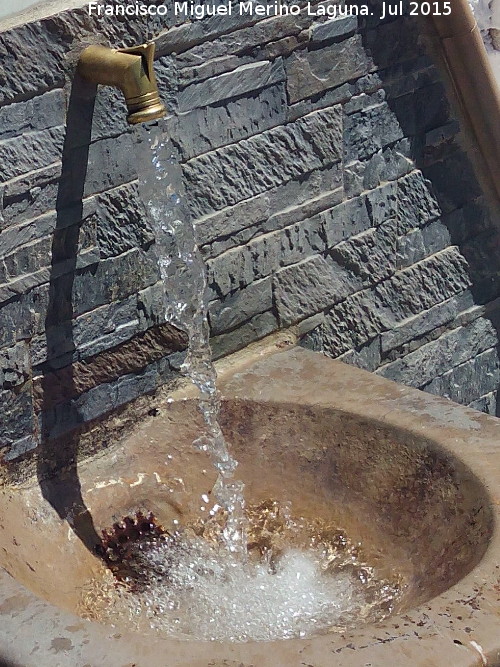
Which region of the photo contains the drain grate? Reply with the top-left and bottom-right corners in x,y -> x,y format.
95,511 -> 171,585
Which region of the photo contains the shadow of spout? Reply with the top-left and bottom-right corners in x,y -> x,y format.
36,72 -> 101,556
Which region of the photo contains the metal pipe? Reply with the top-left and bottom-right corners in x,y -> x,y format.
427,0 -> 500,201
77,42 -> 166,125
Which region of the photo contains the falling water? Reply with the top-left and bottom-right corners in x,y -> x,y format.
79,120 -> 408,640
134,120 -> 247,556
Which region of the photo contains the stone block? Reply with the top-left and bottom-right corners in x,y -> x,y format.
380,295 -> 459,354
423,151 -> 482,215
323,199 -> 364,248
211,311 -> 278,359
0,384 -> 35,449
0,341 -> 30,389
375,246 -> 471,321
184,105 -> 342,217
344,103 -> 404,163
0,296 -> 35,348
33,323 -> 186,412
0,127 -> 65,182
468,391 -> 497,415
177,59 -> 285,112
208,277 -> 273,335
169,83 -> 287,159
168,9 -> 310,63
71,248 -> 159,318
397,170 -> 441,234
310,16 -> 358,43
96,182 -> 155,259
364,17 -> 424,69
344,139 -> 413,198
336,337 -> 382,372
377,316 -> 500,388
315,290 -> 389,356
2,177 -> 59,231
196,165 -> 341,250
273,254 -> 363,326
366,181 -> 397,226
285,35 -> 371,103
330,219 -> 398,286
207,213 -> 326,297
0,89 -> 66,141
424,347 -> 500,405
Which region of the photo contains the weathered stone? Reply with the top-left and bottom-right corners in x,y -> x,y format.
424,346 -> 500,406
0,89 -> 66,141
286,35 -> 371,103
344,103 -> 404,162
273,254 -> 363,326
344,139 -> 413,198
169,83 -> 287,160
397,170 -> 441,233
178,59 -> 285,112
211,311 -> 278,360
0,6 -> 167,105
33,323 -> 186,411
377,316 -> 500,388
330,219 -> 398,285
380,295 -> 459,354
0,127 -> 65,182
0,342 -> 30,389
0,384 -> 35,449
184,105 -> 342,217
468,391 -> 497,415
336,337 -> 382,373
208,277 -> 273,335
207,214 -> 326,297
96,182 -> 155,259
310,15 -> 358,43
195,165 -> 341,249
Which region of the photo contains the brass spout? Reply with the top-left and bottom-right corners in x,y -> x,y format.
77,42 -> 166,124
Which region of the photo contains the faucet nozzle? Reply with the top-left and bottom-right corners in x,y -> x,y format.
77,42 -> 166,125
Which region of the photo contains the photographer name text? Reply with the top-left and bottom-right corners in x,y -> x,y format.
87,2 -> 452,20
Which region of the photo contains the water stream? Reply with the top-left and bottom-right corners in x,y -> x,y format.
80,120 -> 407,640
134,120 -> 247,557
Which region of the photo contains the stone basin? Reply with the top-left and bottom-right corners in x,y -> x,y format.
0,344 -> 499,666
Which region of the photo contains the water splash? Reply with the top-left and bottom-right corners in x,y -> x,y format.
134,121 -> 247,556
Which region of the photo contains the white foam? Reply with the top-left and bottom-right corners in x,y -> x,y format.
96,534 -> 398,642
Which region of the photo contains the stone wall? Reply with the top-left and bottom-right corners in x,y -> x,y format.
1,0 -> 500,463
